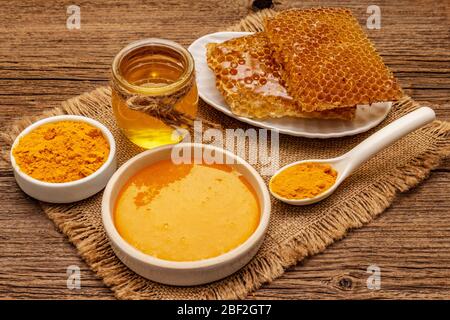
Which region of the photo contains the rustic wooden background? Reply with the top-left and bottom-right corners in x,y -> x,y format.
0,0 -> 449,299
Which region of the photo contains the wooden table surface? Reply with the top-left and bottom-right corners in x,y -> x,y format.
1,0 -> 449,299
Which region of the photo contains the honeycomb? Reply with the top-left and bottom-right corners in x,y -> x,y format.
206,33 -> 356,120
264,8 -> 403,112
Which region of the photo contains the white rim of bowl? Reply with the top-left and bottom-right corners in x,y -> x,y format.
10,115 -> 116,187
102,143 -> 271,270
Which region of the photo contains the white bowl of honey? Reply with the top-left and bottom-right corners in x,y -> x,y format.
101,143 -> 271,286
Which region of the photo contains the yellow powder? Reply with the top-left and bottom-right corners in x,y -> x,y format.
270,162 -> 337,200
12,121 -> 110,183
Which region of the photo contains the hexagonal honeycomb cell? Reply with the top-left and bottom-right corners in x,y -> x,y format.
206,33 -> 356,120
264,8 -> 403,112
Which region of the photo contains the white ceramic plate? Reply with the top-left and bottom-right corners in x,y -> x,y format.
188,31 -> 392,138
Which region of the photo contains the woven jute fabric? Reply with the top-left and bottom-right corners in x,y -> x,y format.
2,9 -> 450,299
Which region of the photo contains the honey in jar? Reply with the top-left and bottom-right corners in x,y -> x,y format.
111,39 -> 198,149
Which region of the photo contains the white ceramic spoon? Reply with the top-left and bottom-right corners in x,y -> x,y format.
269,107 -> 436,205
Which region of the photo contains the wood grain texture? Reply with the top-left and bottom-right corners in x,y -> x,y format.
0,0 -> 449,300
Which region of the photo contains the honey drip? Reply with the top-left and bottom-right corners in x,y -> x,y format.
206,33 -> 356,120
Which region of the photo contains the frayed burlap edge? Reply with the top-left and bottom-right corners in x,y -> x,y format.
2,90 -> 450,300
204,107 -> 450,300
2,9 -> 450,299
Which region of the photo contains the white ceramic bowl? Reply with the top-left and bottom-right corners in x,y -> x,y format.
102,143 -> 271,286
10,115 -> 117,203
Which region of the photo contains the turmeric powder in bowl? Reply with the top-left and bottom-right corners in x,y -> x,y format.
12,121 -> 110,183
270,162 -> 337,200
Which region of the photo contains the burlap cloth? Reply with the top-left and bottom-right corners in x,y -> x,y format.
2,9 -> 450,299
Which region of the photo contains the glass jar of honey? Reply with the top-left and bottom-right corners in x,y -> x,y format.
111,39 -> 198,149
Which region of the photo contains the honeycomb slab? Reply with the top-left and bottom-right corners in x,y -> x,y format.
264,8 -> 403,112
206,33 -> 356,120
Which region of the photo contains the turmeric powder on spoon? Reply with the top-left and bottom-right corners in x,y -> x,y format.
12,121 -> 109,183
270,162 -> 337,200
